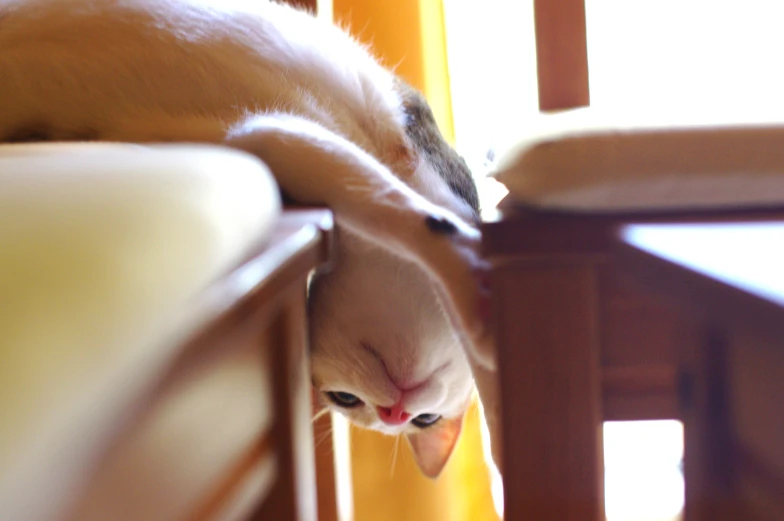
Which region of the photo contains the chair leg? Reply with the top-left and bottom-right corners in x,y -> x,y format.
492,261 -> 604,521
533,0 -> 590,111
253,293 -> 318,521
679,328 -> 739,521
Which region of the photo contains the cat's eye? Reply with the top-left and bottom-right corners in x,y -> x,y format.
325,391 -> 363,408
411,413 -> 441,428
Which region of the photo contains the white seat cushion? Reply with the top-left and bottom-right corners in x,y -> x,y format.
0,143 -> 281,521
493,108 -> 784,212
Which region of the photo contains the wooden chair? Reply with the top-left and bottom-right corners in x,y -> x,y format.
481,2 -> 784,520
0,143 -> 336,521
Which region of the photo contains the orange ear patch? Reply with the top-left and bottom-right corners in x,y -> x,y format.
406,415 -> 464,478
389,140 -> 418,180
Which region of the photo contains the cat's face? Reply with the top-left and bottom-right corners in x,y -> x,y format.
308,234 -> 474,477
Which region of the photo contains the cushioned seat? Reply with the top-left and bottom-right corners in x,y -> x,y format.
493,109 -> 784,212
0,143 -> 282,521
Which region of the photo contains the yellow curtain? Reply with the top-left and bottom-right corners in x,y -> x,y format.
331,1 -> 499,520
332,0 -> 454,143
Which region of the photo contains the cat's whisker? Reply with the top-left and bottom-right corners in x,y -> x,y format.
314,427 -> 335,450
389,433 -> 401,478
311,408 -> 331,423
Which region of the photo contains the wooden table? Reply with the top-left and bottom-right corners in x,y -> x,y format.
616,221 -> 784,521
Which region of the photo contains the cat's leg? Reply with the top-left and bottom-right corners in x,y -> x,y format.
225,113 -> 494,369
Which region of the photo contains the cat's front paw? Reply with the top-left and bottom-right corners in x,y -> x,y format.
471,264 -> 496,368
420,213 -> 497,370
456,256 -> 496,371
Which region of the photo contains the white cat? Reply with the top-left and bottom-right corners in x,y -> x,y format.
0,0 -> 497,477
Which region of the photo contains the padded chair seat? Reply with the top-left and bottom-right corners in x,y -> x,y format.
493,108 -> 784,212
0,143 -> 281,521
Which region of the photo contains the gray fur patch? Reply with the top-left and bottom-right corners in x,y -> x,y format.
394,79 -> 480,218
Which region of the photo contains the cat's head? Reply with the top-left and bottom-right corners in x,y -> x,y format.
308,79 -> 480,478
308,238 -> 475,477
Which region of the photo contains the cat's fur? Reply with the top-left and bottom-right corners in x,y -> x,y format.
0,0 -> 497,477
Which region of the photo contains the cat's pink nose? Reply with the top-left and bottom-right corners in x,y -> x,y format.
377,404 -> 411,425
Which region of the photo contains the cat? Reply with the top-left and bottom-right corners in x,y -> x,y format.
0,0 -> 498,477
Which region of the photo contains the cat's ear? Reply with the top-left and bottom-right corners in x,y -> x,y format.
406,415 -> 463,478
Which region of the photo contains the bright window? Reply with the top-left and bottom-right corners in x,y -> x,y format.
444,0 -> 784,216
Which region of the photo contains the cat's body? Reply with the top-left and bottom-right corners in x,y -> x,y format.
0,0 -> 496,476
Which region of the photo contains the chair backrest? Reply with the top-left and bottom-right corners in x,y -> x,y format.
533,0 -> 590,111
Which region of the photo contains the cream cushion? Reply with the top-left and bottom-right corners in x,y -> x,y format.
493,108 -> 784,212
0,143 -> 281,521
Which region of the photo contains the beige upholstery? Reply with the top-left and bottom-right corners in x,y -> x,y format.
0,143 -> 281,521
494,109 -> 784,211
